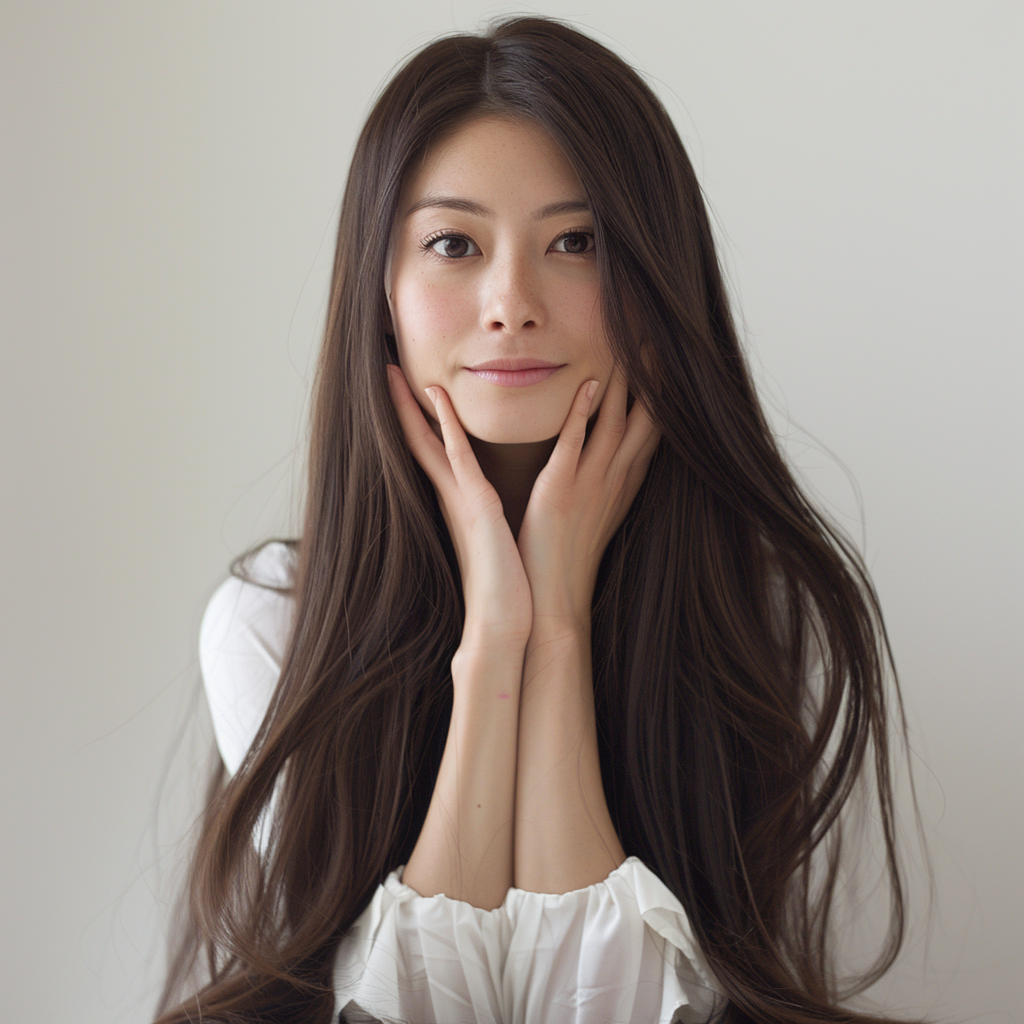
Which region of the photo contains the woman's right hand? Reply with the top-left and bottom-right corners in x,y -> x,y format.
387,364 -> 533,651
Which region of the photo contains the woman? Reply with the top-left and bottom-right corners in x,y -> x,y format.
157,15 -> 918,1024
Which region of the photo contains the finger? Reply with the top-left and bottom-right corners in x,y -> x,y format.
580,368 -> 629,466
621,421 -> 662,504
618,394 -> 662,467
425,385 -> 495,503
386,365 -> 455,492
544,378 -> 599,480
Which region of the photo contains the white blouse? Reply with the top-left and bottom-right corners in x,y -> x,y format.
199,542 -> 721,1024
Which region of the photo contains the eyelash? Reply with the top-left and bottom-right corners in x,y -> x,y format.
419,227 -> 596,261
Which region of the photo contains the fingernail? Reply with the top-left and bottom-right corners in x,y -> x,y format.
425,387 -> 438,405
586,380 -> 599,402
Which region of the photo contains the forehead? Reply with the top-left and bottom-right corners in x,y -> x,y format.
400,115 -> 586,213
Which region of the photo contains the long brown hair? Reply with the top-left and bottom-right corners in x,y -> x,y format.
157,16 -> 917,1024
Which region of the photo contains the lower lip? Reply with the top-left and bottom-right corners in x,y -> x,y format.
467,366 -> 563,387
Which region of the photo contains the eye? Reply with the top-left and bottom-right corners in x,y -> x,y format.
551,230 -> 595,256
422,233 -> 481,260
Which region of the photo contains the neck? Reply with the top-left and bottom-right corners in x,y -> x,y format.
468,435 -> 558,539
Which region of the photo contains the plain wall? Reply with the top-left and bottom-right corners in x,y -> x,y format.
1,2 -> 1019,1021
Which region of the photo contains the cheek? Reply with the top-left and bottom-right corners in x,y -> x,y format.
392,275 -> 474,424
554,279 -> 612,365
393,275 -> 475,367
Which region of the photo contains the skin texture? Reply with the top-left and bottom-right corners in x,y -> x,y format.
387,115 -> 614,447
387,115 -> 661,905
387,114 -> 617,537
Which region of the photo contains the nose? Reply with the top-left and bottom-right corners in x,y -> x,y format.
479,251 -> 544,334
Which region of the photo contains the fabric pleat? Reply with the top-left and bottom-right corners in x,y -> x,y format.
333,858 -> 720,1024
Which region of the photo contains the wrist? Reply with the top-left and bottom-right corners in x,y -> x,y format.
523,625 -> 593,701
526,613 -> 591,652
452,635 -> 527,693
460,611 -> 532,652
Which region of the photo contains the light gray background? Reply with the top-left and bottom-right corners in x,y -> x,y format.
2,2 -> 1020,1021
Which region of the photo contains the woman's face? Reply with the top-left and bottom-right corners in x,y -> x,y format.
387,115 -> 615,444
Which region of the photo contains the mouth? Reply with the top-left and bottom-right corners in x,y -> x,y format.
465,359 -> 566,388
467,358 -> 563,371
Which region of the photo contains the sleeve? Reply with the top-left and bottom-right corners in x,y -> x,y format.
198,542 -> 297,776
334,872 -> 510,1024
502,857 -> 720,1024
332,857 -> 721,1024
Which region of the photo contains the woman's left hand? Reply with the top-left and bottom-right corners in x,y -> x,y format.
516,368 -> 662,640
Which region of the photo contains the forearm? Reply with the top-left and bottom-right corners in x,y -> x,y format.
513,624 -> 626,893
402,637 -> 524,910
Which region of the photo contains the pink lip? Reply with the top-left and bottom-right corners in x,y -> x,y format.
466,358 -> 565,388
467,359 -> 563,371
469,366 -> 561,387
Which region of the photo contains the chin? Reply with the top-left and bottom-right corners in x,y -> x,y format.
465,414 -> 563,446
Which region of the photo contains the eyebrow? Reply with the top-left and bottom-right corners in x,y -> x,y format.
404,194 -> 591,220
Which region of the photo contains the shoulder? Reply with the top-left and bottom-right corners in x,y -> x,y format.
199,541 -> 298,776
200,541 -> 298,661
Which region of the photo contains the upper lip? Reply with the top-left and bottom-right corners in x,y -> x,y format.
467,358 -> 564,371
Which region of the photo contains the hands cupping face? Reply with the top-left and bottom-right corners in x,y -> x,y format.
386,363 -> 534,648
386,363 -> 661,648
